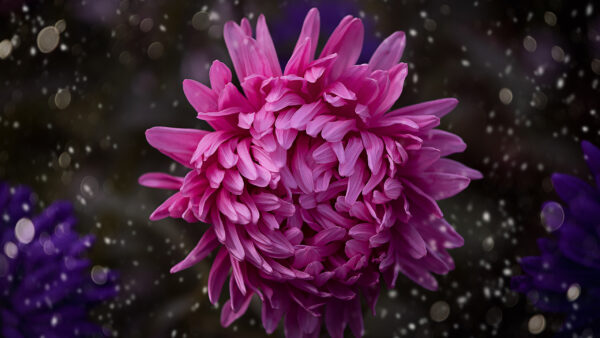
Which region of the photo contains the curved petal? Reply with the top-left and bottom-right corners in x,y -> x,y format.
146,127 -> 208,167
256,14 -> 282,77
368,31 -> 406,71
320,17 -> 364,81
138,172 -> 183,190
183,79 -> 218,113
293,8 -> 320,60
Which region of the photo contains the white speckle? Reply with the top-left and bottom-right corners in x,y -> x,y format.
51,315 -> 59,327
4,242 -> 18,259
15,218 -> 35,244
482,211 -> 491,222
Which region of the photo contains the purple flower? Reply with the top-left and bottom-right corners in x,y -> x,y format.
0,182 -> 118,337
512,141 -> 600,336
141,8 -> 480,337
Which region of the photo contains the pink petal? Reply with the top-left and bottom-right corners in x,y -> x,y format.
208,248 -> 231,304
217,188 -> 239,223
293,8 -> 320,61
252,133 -> 277,153
360,131 -> 384,174
327,81 -> 356,100
256,14 -> 282,77
196,187 -> 216,222
310,226 -> 346,246
262,300 -> 285,334
206,163 -> 225,188
348,223 -> 375,241
150,193 -> 182,220
170,228 -> 218,273
265,92 -> 305,112
225,219 -> 246,260
321,119 -> 356,142
239,192 -> 260,224
347,297 -> 364,337
138,172 -> 183,190
191,130 -> 232,166
236,139 -> 258,180
218,138 -> 238,169
230,258 -> 247,296
400,147 -> 441,172
372,63 -> 408,116
324,301 -> 345,338
424,129 -> 467,156
253,192 -> 280,211
316,203 -> 354,228
248,165 -> 272,188
251,146 -> 278,172
211,208 -> 226,242
402,180 -> 443,218
222,170 -> 243,196
383,178 -> 403,199
320,17 -> 364,81
397,223 -> 427,259
345,239 -> 369,257
285,37 -> 313,76
293,246 -> 321,268
339,136 -> 364,177
270,145 -> 287,169
238,112 -> 254,129
182,79 -> 218,113
312,142 -> 337,164
253,107 -> 275,134
413,172 -> 471,200
218,82 -> 254,112
289,100 -> 327,131
368,31 -> 406,71
146,127 -> 208,167
223,21 -> 252,81
362,162 -> 386,195
434,158 -> 483,179
285,227 -> 304,245
209,60 -> 232,93
220,295 -> 252,327
297,308 -> 321,335
292,138 -> 315,193
345,161 -> 365,204
274,128 -> 297,152
241,74 -> 266,108
240,18 -> 252,36
386,98 -> 458,119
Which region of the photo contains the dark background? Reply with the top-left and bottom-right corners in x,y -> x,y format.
1,0 -> 599,337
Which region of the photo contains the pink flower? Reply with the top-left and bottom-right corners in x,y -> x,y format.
140,8 -> 481,337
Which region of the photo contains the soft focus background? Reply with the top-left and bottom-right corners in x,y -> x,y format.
1,0 -> 599,337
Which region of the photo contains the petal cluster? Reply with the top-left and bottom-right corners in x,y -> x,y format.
141,8 -> 480,337
512,141 -> 600,336
0,182 -> 118,337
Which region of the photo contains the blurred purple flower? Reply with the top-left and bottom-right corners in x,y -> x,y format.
512,141 -> 600,336
0,182 -> 118,338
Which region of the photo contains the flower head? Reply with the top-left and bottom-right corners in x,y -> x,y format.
141,8 -> 480,337
0,182 -> 118,337
512,141 -> 600,336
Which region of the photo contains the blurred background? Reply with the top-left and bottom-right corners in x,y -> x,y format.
1,0 -> 599,337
